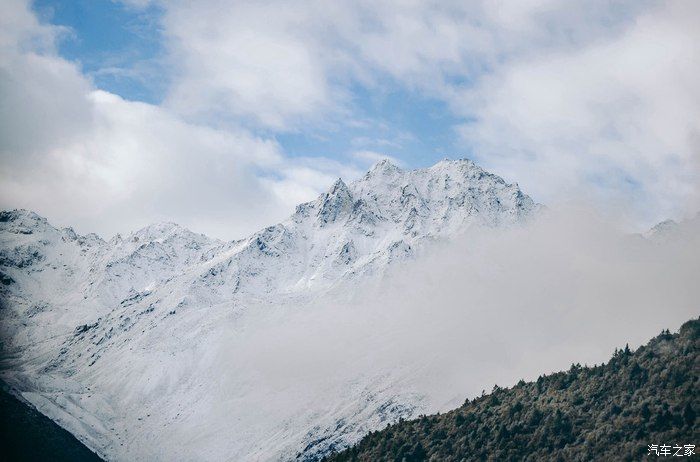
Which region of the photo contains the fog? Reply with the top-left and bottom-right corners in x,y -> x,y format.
217,207 -> 700,420
31,207 -> 695,459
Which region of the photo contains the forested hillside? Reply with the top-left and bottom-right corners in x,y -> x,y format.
326,318 -> 700,462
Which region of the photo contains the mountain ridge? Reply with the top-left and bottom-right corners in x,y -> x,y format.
0,158 -> 539,303
0,158 -> 543,461
1,158 -> 695,461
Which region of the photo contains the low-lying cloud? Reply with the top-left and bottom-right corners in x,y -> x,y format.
219,208 -> 700,419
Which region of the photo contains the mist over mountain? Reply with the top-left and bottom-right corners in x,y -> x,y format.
325,318 -> 700,462
1,159 -> 698,461
0,159 -> 536,460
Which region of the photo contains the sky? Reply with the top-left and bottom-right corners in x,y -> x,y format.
1,0 -> 699,239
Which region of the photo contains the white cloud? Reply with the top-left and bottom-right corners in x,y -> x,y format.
0,0 -> 354,239
217,208 -> 700,426
161,0 -> 338,130
457,1 -> 700,224
158,0 -> 488,129
150,0 -> 698,225
156,0 -> 651,127
2,0 -> 698,235
0,0 -> 92,162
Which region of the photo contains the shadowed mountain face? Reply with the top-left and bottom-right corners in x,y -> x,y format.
0,386 -> 104,462
325,318 -> 700,462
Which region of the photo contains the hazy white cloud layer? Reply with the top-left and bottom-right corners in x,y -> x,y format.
458,1 -> 700,225
213,209 -> 700,439
1,0 -> 699,235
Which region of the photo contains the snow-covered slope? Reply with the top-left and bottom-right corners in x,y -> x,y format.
0,159 -> 537,461
182,158 -> 536,302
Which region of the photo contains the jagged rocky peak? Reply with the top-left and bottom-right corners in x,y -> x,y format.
111,221 -> 220,253
317,178 -> 355,226
0,209 -> 51,235
426,157 -> 494,183
0,209 -> 45,223
433,157 -> 474,168
366,158 -> 403,177
129,221 -> 193,241
644,214 -> 700,242
358,158 -> 498,192
328,178 -> 351,197
0,157 -> 543,462
293,157 -> 536,233
350,157 -> 537,229
61,227 -> 105,246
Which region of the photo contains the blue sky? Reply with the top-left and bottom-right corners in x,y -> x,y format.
276,87 -> 463,166
31,0 -> 465,170
33,0 -> 166,103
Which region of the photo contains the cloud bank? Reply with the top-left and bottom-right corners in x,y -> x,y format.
219,209 -> 700,424
157,0 -> 700,224
0,0 -> 363,239
1,0 -> 698,237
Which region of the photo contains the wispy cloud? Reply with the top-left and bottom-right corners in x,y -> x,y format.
2,0 -> 698,235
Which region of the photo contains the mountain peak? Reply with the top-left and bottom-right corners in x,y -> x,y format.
130,221 -> 217,245
0,157 -> 541,462
317,178 -> 354,226
0,209 -> 51,235
134,221 -> 185,234
367,159 -> 402,176
430,157 -> 478,172
644,218 -> 687,242
329,178 -> 350,194
0,209 -> 47,224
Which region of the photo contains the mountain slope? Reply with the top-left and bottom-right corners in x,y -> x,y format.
325,318 -> 700,462
191,158 -> 536,300
0,159 -> 538,461
0,383 -> 104,462
0,159 -> 535,310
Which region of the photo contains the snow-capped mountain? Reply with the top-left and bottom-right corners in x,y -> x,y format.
0,159 -> 537,461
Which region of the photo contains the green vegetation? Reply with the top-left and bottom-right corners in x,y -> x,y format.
326,318 -> 700,462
